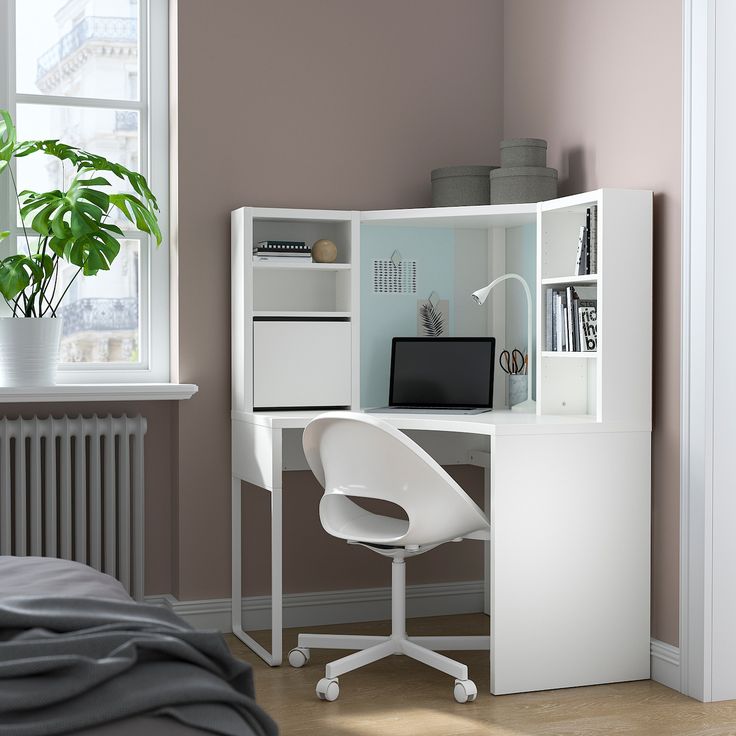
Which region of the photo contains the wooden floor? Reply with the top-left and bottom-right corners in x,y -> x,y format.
226,614 -> 736,736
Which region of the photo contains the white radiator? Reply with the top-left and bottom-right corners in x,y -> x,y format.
0,415 -> 147,600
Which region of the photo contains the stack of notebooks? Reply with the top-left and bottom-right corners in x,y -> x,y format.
253,240 -> 311,262
574,205 -> 598,276
546,286 -> 597,352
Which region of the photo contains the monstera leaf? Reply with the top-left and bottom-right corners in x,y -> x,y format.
0,255 -> 43,301
18,174 -> 154,276
14,139 -> 160,228
109,193 -> 161,244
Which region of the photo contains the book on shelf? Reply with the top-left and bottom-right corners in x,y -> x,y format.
571,206 -> 598,276
545,288 -> 554,351
554,289 -> 566,351
546,286 -> 597,353
574,225 -> 587,276
589,205 -> 598,274
564,286 -> 572,351
253,240 -> 310,255
253,254 -> 312,261
578,299 -> 598,352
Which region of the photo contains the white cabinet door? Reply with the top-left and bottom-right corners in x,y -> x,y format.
253,321 -> 352,408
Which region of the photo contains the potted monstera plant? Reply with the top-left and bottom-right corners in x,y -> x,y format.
0,109 -> 161,386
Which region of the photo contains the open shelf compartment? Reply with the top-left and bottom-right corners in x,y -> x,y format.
251,212 -> 356,315
540,354 -> 599,417
540,193 -> 600,281
253,217 -> 353,265
253,268 -> 353,313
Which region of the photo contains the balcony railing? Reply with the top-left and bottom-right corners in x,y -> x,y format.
59,297 -> 138,337
115,110 -> 138,132
37,16 -> 137,81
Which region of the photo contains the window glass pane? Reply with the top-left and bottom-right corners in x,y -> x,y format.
15,103 -> 140,229
57,239 -> 141,364
11,236 -> 141,365
16,0 -> 140,101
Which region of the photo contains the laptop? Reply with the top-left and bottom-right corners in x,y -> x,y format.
368,337 -> 496,415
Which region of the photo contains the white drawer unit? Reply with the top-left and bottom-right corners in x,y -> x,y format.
253,320 -> 352,408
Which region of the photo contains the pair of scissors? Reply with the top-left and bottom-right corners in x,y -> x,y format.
499,349 -> 525,375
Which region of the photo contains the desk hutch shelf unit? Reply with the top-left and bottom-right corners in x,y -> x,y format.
536,189 -> 652,424
232,190 -> 652,421
230,190 -> 653,694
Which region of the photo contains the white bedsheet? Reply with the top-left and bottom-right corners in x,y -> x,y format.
0,556 -> 131,601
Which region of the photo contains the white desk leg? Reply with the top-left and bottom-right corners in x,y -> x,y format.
232,476 -> 243,636
231,472 -> 284,666
270,485 -> 283,664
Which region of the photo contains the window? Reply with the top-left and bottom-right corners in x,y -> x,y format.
0,0 -> 169,382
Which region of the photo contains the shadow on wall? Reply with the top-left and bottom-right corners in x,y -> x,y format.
558,145 -> 596,197
651,190 -> 668,426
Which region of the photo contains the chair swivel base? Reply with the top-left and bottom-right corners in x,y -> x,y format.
287,558 -> 489,703
288,632 -> 488,703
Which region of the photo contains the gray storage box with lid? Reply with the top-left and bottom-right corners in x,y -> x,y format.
431,165 -> 498,206
500,138 -> 548,168
490,166 -> 558,204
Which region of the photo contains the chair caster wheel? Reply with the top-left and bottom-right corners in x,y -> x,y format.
453,679 -> 477,703
316,677 -> 340,701
288,647 -> 310,668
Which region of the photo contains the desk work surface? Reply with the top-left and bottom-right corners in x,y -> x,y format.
232,409 -> 649,436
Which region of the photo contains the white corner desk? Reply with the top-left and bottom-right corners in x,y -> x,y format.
231,408 -> 651,695
231,190 -> 653,695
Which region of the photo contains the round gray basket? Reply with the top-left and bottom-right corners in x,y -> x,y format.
431,165 -> 498,207
490,166 -> 558,204
500,138 -> 548,168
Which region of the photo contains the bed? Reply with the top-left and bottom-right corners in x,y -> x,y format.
0,556 -> 278,736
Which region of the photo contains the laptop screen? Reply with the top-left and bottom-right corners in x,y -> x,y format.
388,338 -> 496,408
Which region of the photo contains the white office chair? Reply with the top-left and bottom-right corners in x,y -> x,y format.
287,411 -> 490,703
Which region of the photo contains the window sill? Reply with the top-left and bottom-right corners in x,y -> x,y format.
0,383 -> 199,403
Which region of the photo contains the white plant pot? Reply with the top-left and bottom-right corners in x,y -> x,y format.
0,317 -> 62,387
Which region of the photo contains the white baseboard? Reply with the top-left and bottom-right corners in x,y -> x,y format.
650,638 -> 680,691
146,579 -> 484,632
149,587 -> 679,691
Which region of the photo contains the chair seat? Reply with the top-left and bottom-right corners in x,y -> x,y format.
326,505 -> 409,543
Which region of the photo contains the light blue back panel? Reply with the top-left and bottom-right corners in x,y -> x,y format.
360,226 -> 455,408
521,224 -> 539,398
517,223 -> 537,284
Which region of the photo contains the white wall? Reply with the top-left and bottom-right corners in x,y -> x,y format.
711,0 -> 736,703
682,0 -> 736,702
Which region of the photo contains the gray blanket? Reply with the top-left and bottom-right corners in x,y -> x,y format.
0,596 -> 278,736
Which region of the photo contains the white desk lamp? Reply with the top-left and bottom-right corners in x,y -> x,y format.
472,273 -> 536,413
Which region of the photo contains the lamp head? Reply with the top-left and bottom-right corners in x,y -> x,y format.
471,283 -> 492,305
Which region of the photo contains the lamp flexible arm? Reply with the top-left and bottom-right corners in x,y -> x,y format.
472,273 -> 533,405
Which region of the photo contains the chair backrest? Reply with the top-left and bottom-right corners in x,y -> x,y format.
302,412 -> 489,547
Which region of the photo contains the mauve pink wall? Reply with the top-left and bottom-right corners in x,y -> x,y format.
4,2 -> 682,640
173,0 -> 505,600
243,467 -> 485,594
503,0 -> 682,646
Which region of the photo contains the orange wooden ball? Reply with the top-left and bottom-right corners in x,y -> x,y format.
312,239 -> 337,263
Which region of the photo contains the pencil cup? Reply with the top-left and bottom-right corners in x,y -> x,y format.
509,374 -> 528,408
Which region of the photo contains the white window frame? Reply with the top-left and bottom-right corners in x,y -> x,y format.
0,0 -> 170,383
